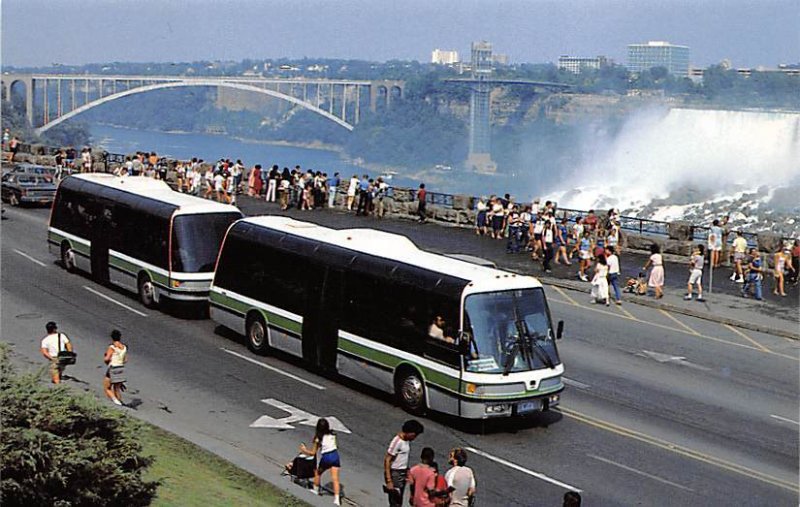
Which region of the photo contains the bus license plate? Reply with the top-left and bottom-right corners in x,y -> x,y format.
517,400 -> 541,414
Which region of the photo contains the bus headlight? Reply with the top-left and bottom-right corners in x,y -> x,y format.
466,383 -> 477,394
485,404 -> 510,414
171,280 -> 183,288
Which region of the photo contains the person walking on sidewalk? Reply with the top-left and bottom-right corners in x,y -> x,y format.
644,243 -> 665,299
384,419 -> 424,506
741,248 -> 764,301
590,254 -> 610,306
730,231 -> 748,283
416,184 -> 428,223
577,231 -> 593,282
40,321 -> 74,384
790,239 -> 800,286
684,245 -> 706,302
606,246 -> 622,305
772,245 -> 794,297
708,219 -> 723,268
103,329 -> 128,406
300,418 -> 342,506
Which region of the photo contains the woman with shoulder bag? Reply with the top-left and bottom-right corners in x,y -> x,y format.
103,329 -> 128,406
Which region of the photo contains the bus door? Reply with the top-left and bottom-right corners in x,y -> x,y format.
90,207 -> 111,283
302,265 -> 341,371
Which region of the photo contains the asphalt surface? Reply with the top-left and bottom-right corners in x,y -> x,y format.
2,204 -> 798,506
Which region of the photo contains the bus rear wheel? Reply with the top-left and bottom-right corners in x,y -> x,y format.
138,275 -> 156,308
61,243 -> 76,272
246,315 -> 269,355
396,369 -> 426,415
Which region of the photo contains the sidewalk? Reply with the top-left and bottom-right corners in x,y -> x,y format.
236,196 -> 800,340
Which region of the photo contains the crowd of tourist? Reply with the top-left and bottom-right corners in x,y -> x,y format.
15,139 -> 797,305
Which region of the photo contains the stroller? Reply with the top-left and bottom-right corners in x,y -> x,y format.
283,453 -> 316,488
624,272 -> 648,295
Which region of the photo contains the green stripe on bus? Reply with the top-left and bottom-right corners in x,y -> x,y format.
337,336 -> 461,393
210,291 -> 302,335
108,254 -> 168,286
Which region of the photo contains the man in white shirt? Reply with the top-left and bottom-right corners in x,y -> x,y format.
428,315 -> 454,344
384,420 -> 424,507
606,246 -> 622,305
40,321 -> 73,384
445,448 -> 476,507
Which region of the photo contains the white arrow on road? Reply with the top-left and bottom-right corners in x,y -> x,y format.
639,350 -> 710,371
249,398 -> 352,434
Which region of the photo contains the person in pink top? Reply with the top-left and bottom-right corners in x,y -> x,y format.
407,447 -> 437,507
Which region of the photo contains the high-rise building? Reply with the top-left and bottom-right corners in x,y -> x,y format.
557,55 -> 609,74
627,41 -> 690,77
431,49 -> 459,65
471,41 -> 493,75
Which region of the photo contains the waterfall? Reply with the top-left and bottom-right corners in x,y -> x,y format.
552,107 -> 800,211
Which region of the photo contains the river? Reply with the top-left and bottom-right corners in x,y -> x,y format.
89,124 -> 420,189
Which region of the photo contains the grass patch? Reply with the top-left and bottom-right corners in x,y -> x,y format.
140,424 -> 309,507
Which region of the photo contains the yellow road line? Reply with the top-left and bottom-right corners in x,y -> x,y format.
660,310 -> 700,336
550,285 -> 580,306
549,298 -> 798,362
724,324 -> 770,353
617,304 -> 636,320
559,406 -> 798,493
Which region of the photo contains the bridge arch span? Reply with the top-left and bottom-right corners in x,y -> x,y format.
35,80 -> 355,134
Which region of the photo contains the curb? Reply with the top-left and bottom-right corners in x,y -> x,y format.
540,277 -> 800,341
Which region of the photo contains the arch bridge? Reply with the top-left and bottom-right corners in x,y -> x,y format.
0,74 -> 405,134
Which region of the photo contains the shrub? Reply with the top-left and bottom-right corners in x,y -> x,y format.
0,344 -> 158,506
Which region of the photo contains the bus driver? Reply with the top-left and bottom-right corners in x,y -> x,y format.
428,315 -> 455,344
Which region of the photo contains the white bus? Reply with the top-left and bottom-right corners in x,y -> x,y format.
210,216 -> 565,419
48,174 -> 242,307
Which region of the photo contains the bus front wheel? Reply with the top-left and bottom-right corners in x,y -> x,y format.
138,275 -> 156,308
396,369 -> 426,415
246,314 -> 269,355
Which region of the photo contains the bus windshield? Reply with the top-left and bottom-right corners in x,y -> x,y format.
171,213 -> 241,273
463,288 -> 559,374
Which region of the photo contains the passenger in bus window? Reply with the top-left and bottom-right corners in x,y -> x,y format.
428,315 -> 454,344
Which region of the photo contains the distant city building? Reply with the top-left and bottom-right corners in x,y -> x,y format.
471,41 -> 494,75
627,41 -> 690,77
491,53 -> 509,66
557,55 -> 609,74
431,49 -> 459,65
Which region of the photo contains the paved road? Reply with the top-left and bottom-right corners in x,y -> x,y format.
2,205 -> 798,506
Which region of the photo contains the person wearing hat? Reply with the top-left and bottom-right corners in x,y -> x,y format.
39,321 -> 73,384
103,329 -> 128,406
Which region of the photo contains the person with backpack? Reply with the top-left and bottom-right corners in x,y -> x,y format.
407,447 -> 437,507
39,321 -> 74,384
300,418 -> 342,505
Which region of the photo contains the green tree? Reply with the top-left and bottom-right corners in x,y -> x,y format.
0,344 -> 158,506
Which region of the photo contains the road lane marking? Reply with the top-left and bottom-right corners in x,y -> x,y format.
563,377 -> 590,389
548,298 -> 798,362
724,324 -> 770,353
549,285 -> 580,306
250,398 -> 351,433
221,348 -> 325,391
559,406 -> 798,493
587,454 -> 694,492
13,249 -> 47,267
465,446 -> 581,492
82,286 -> 148,317
617,304 -> 636,320
660,310 -> 700,336
770,414 -> 799,426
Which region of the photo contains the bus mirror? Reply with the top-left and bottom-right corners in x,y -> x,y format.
458,332 -> 472,355
556,320 -> 564,340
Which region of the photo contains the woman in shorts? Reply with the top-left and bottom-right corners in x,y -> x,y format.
300,418 -> 341,506
103,329 -> 128,406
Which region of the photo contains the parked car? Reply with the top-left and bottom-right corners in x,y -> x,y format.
1,172 -> 57,206
1,163 -> 58,178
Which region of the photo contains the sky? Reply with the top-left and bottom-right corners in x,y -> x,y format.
2,0 -> 798,69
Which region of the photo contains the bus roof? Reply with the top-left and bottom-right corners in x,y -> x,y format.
69,174 -> 241,215
240,215 -> 543,291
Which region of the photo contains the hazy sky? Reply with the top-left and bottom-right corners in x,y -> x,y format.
2,0 -> 797,68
